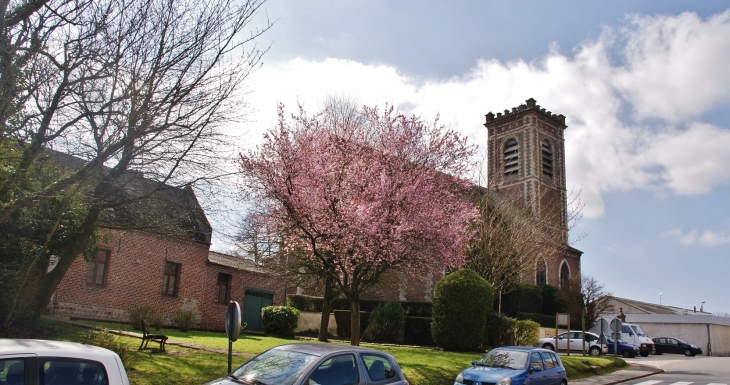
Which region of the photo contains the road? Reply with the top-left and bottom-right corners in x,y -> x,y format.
619,354 -> 730,384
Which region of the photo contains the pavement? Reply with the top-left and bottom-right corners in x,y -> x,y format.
570,364 -> 664,385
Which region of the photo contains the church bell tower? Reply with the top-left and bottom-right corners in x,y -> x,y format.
484,98 -> 582,288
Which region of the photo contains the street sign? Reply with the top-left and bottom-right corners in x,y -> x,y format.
609,318 -> 622,333
225,301 -> 241,342
599,318 -> 609,333
557,313 -> 569,326
225,301 -> 241,373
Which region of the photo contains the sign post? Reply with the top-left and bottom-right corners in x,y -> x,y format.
610,318 -> 622,358
225,301 -> 242,373
556,313 -> 570,356
598,318 -> 609,357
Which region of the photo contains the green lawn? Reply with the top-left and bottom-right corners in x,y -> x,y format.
35,318 -> 625,385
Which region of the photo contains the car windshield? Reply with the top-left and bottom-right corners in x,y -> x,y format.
606,337 -> 627,344
476,349 -> 528,370
675,338 -> 688,344
631,326 -> 648,337
230,348 -> 319,385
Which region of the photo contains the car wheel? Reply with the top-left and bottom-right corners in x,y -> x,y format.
542,343 -> 555,351
640,351 -> 649,357
589,346 -> 601,356
622,350 -> 631,358
684,349 -> 693,356
560,381 -> 567,385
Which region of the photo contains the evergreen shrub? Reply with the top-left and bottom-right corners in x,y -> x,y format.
261,306 -> 300,337
512,319 -> 540,346
517,284 -> 543,314
369,301 -> 405,342
431,269 -> 493,351
485,313 -> 515,348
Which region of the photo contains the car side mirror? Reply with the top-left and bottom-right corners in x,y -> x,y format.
531,365 -> 542,373
472,361 -> 477,366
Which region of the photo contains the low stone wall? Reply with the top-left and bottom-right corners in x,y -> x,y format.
296,311 -> 337,336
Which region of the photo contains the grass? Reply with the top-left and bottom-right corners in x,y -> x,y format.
34,318 -> 625,385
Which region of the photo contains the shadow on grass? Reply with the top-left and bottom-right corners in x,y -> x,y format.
402,364 -> 459,385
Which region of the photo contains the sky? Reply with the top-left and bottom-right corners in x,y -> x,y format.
215,0 -> 730,314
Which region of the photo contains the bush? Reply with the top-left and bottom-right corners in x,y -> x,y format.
127,303 -> 157,330
401,301 -> 432,317
286,295 -> 433,317
368,301 -> 405,342
512,319 -> 540,346
541,285 -> 561,315
148,311 -> 166,330
83,329 -> 131,364
172,309 -> 197,332
333,310 -> 370,339
261,306 -> 300,337
431,269 -> 493,351
404,317 -> 434,345
485,313 -> 515,348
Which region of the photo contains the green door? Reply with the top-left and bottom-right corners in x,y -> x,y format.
242,289 -> 274,332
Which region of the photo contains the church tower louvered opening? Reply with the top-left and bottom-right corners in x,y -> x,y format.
542,139 -> 553,180
503,138 -> 519,177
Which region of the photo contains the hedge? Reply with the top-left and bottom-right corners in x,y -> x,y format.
261,306 -> 300,337
512,319 -> 540,346
502,283 -> 543,316
517,311 -> 556,328
431,269 -> 493,351
287,294 -> 432,316
369,301 -> 405,342
404,317 -> 434,345
333,310 -> 370,339
485,313 -> 515,348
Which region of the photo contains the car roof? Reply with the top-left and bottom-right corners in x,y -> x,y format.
489,346 -> 554,353
272,343 -> 394,357
0,339 -> 117,359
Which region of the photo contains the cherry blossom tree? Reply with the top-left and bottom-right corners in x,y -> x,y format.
240,102 -> 476,345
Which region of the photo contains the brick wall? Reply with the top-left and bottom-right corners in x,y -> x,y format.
52,228 -> 210,326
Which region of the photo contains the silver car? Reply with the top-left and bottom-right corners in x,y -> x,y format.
203,343 -> 409,385
538,331 -> 608,356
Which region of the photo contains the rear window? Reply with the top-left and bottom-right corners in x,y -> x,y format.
39,358 -> 109,385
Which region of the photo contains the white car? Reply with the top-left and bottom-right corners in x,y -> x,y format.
537,331 -> 608,356
0,339 -> 130,385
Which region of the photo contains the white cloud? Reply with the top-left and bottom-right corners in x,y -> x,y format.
240,11 -> 730,218
663,228 -> 730,246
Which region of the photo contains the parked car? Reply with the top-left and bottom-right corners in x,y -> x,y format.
0,339 -> 130,385
617,323 -> 654,357
455,346 -> 567,385
203,343 -> 408,385
652,337 -> 703,357
604,336 -> 639,358
538,331 -> 607,356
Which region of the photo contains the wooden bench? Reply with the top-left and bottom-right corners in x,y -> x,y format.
139,320 -> 168,352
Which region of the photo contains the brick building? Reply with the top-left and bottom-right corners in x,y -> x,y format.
484,98 -> 582,287
50,175 -> 287,331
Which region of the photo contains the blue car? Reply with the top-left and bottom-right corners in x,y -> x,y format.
605,336 -> 639,358
455,346 -> 567,385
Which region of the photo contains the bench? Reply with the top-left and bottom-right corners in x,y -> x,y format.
139,319 -> 168,352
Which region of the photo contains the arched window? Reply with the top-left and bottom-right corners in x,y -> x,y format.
542,139 -> 553,180
536,259 -> 547,286
560,261 -> 570,289
503,138 -> 519,177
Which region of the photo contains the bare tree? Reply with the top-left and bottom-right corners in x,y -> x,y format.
558,274 -> 613,329
1,0 -> 273,326
465,185 -> 565,312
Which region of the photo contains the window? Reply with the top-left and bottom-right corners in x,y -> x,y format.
503,138 -> 519,177
536,259 -> 547,286
529,352 -> 544,370
560,261 -> 570,289
0,358 -> 24,385
542,139 -> 553,179
541,352 -> 557,369
361,354 -> 397,382
162,262 -> 180,296
308,354 -> 359,385
87,249 -> 110,286
215,273 -> 231,304
39,358 -> 108,385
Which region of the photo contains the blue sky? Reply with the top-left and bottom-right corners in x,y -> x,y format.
216,0 -> 730,313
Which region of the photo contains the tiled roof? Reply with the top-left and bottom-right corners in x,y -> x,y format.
207,251 -> 271,275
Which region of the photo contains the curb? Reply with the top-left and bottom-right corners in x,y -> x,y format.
570,364 -> 664,385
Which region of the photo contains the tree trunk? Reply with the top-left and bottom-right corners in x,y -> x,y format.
318,276 -> 334,342
349,295 -> 360,346
30,205 -> 101,319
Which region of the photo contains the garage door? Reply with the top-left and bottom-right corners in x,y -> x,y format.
242,288 -> 274,332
